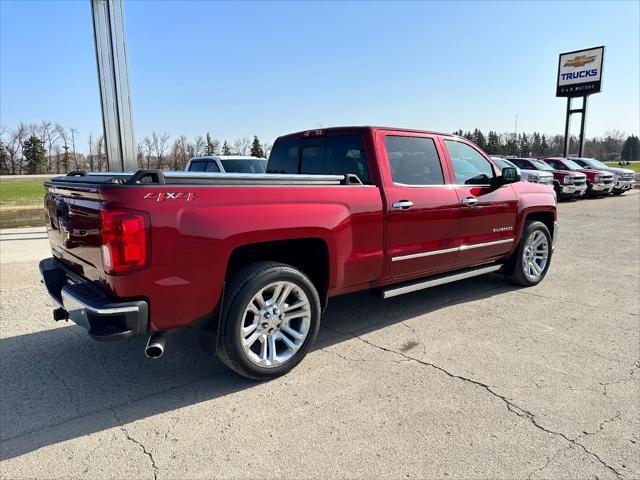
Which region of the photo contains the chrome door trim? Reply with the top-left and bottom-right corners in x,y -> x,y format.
391,238 -> 514,262
458,238 -> 514,251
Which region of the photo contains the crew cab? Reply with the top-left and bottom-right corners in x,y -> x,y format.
186,155 -> 267,173
544,157 -> 613,196
491,157 -> 554,186
511,157 -> 586,200
40,127 -> 557,379
569,157 -> 636,195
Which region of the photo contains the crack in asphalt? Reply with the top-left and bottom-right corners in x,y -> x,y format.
324,326 -> 626,479
112,409 -> 159,480
526,445 -> 572,480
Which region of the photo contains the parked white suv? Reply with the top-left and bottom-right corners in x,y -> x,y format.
186,156 -> 267,174
492,157 -> 554,185
569,157 -> 636,195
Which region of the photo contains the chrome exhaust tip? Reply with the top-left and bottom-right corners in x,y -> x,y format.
145,332 -> 166,359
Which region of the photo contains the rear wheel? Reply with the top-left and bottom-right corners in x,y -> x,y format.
506,221 -> 552,286
216,262 -> 321,380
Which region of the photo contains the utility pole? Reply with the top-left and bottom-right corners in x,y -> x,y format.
91,0 -> 136,171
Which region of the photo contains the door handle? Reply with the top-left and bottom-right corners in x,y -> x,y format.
392,200 -> 414,209
461,197 -> 478,207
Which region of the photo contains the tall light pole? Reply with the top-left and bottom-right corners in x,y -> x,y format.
91,0 -> 136,171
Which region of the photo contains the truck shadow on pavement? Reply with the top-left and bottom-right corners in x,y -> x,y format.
1,274 -> 517,461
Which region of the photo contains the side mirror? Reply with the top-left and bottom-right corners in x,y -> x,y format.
499,166 -> 520,185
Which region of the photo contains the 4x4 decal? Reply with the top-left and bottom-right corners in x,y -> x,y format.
144,192 -> 198,202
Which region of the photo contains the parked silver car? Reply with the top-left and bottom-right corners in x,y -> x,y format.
186,155 -> 267,174
491,157 -> 554,185
569,157 -> 636,195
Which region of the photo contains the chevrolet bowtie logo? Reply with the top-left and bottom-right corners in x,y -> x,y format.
564,55 -> 596,68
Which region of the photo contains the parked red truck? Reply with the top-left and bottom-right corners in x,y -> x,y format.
543,157 -> 614,196
41,127 -> 557,379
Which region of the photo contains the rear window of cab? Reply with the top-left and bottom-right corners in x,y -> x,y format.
267,135 -> 370,183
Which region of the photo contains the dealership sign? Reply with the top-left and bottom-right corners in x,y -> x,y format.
556,46 -> 605,97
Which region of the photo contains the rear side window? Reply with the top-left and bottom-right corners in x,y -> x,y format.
267,135 -> 370,183
384,136 -> 444,185
188,160 -> 220,172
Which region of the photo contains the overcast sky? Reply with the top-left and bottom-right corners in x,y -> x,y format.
1,0 -> 638,146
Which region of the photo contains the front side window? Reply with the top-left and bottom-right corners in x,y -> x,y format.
545,159 -> 564,170
385,136 -> 444,185
531,160 -> 555,171
513,159 -> 534,170
445,140 -> 494,185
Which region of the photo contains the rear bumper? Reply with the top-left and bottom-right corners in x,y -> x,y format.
39,257 -> 148,341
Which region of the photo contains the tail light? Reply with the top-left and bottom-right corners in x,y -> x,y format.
100,208 -> 149,274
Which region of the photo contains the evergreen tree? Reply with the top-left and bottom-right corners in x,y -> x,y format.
486,131 -> 500,154
471,129 -> 486,150
0,141 -> 9,174
205,132 -> 219,155
23,135 -> 47,174
61,145 -> 70,173
518,133 -> 530,157
463,131 -> 473,141
531,132 -> 542,157
250,136 -> 265,158
222,141 -> 232,155
540,135 -> 549,157
621,135 -> 639,161
452,129 -> 464,137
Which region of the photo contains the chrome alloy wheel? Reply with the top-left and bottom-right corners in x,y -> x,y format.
522,230 -> 549,282
240,281 -> 311,368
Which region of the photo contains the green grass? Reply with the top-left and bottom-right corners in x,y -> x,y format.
0,178 -> 47,207
605,162 -> 640,173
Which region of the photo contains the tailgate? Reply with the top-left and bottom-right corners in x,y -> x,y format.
44,183 -> 104,281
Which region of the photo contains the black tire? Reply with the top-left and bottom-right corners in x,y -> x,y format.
216,261 -> 321,380
612,190 -> 625,196
506,220 -> 553,287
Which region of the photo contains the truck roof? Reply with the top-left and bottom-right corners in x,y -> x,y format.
275,126 -> 456,141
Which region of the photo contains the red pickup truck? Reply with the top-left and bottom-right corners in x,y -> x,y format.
40,127 -> 557,379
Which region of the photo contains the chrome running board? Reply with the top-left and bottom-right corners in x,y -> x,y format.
379,264 -> 501,299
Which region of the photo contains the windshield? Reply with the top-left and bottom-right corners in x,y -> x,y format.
582,158 -> 608,169
221,159 -> 267,174
495,158 -> 516,169
564,159 -> 585,170
531,160 -> 555,171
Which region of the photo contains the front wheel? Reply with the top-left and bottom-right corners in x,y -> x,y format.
216,262 -> 321,380
506,221 -> 552,286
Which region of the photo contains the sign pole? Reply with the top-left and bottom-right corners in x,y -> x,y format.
578,96 -> 588,157
91,0 -> 136,172
563,97 -> 571,157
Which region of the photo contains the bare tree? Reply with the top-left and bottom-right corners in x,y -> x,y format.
95,135 -> 106,171
87,132 -> 94,171
136,139 -> 145,169
5,123 -> 28,174
55,124 -> 69,173
151,132 -> 170,169
233,136 -> 251,155
143,136 -> 153,168
261,141 -> 272,159
170,134 -> 189,170
70,127 -> 80,170
187,135 -> 205,158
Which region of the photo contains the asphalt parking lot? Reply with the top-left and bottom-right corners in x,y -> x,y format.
1,191 -> 638,480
